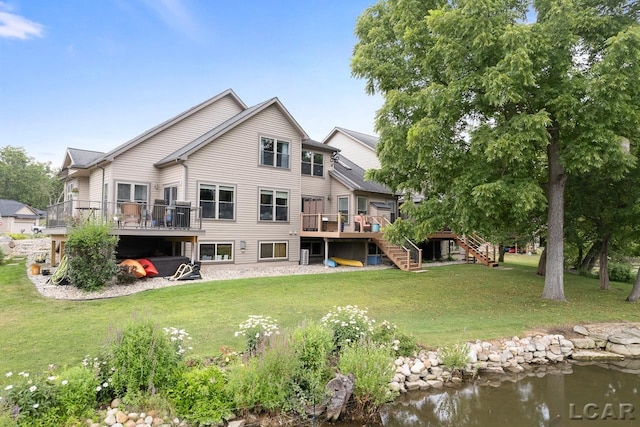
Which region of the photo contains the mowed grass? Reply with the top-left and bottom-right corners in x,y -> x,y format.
1,254 -> 638,375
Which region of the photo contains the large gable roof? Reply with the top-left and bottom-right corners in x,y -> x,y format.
329,155 -> 394,196
322,127 -> 379,151
155,97 -> 309,167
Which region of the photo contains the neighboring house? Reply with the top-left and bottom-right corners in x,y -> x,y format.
0,199 -> 45,234
46,89 -> 419,270
322,127 -> 380,170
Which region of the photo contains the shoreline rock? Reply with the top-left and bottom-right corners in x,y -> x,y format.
389,324 -> 640,394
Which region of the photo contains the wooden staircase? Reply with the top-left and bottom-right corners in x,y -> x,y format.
429,231 -> 499,267
372,235 -> 423,271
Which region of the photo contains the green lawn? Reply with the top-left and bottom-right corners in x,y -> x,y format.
1,254 -> 638,375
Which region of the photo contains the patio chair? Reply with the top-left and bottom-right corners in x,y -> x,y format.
151,199 -> 168,227
121,202 -> 141,227
354,215 -> 371,232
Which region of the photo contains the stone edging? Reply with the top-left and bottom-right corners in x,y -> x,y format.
389,323 -> 640,393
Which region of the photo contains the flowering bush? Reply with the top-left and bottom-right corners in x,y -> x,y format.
320,305 -> 375,349
163,327 -> 194,358
234,315 -> 280,354
1,370 -> 59,423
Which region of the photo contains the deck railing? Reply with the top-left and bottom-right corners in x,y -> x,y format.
46,200 -> 202,230
300,213 -> 387,233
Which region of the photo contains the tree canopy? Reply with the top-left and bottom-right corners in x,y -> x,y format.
0,146 -> 63,210
352,0 -> 640,301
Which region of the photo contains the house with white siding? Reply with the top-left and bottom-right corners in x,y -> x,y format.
46,89 -> 424,271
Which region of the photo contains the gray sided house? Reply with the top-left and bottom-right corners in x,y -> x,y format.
0,199 -> 45,234
46,89 -> 420,272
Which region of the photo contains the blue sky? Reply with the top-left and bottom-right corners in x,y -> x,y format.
0,0 -> 381,166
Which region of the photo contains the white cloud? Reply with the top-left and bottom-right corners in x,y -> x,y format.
141,0 -> 201,41
0,2 -> 44,40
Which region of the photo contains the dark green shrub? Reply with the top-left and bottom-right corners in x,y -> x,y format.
337,341 -> 396,417
65,220 -> 119,291
608,262 -> 634,283
105,320 -> 181,405
170,365 -> 233,425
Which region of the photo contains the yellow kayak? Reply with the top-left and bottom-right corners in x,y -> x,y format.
330,257 -> 364,267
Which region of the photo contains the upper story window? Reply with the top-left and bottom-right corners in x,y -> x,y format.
116,182 -> 148,204
260,189 -> 289,222
302,150 -> 324,177
357,197 -> 367,215
260,136 -> 289,169
199,183 -> 235,220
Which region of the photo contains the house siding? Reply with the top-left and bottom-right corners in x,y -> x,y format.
108,95 -> 244,202
326,132 -> 380,170
184,104 -> 303,265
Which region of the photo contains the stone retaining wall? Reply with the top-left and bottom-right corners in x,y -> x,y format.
389,323 -> 640,394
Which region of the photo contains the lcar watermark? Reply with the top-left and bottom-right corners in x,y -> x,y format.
569,403 -> 635,421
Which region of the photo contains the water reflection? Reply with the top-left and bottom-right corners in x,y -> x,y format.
377,362 -> 640,427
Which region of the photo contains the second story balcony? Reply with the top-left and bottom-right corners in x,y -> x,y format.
45,199 -> 203,236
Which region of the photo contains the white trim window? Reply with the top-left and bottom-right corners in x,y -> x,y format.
116,182 -> 148,204
259,241 -> 288,260
259,189 -> 289,222
199,183 -> 235,220
357,196 -> 367,215
301,150 -> 324,177
260,136 -> 290,168
199,242 -> 234,262
338,196 -> 349,224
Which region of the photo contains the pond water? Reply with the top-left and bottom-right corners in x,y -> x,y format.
375,362 -> 640,427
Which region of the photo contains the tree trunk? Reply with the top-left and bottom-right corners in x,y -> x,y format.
498,244 -> 505,263
579,241 -> 601,273
626,268 -> 640,302
598,236 -> 610,290
537,247 -> 547,276
541,136 -> 567,301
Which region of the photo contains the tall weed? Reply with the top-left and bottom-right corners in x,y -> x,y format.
338,341 -> 396,417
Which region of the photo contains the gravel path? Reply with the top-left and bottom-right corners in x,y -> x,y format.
15,238 -> 394,301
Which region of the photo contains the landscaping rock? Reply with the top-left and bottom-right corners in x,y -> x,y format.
606,343 -> 640,357
228,420 -> 246,427
573,325 -> 589,336
608,333 -> 640,346
571,349 -> 625,361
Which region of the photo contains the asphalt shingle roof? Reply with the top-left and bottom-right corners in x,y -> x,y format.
329,155 -> 394,196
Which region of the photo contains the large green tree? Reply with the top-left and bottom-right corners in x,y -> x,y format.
352,0 -> 640,301
0,146 -> 62,210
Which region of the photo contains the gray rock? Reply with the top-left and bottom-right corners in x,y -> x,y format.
427,380 -> 444,388
606,343 -> 640,357
488,353 -> 501,363
104,414 -> 117,426
430,367 -> 443,377
608,333 -> 640,346
411,360 -> 425,374
571,349 -> 625,361
571,337 -> 596,349
228,421 -> 246,427
407,374 -> 421,382
479,366 -> 505,374
388,382 -> 401,392
405,381 -> 421,391
573,325 -> 589,336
